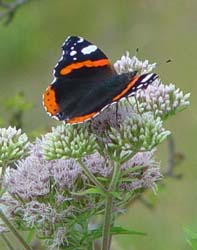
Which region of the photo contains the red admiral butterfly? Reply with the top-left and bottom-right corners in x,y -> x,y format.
43,36 -> 158,124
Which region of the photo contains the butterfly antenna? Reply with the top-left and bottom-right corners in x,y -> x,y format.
135,47 -> 139,56
156,58 -> 172,68
166,59 -> 172,63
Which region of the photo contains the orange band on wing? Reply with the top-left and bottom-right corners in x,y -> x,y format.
60,59 -> 110,75
112,76 -> 139,101
67,112 -> 97,124
43,86 -> 60,115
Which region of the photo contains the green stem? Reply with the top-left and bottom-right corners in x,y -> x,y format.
1,162 -> 8,177
102,194 -> 113,250
0,210 -> 32,250
102,151 -> 137,250
102,161 -> 120,250
121,151 -> 137,165
0,163 -> 8,195
1,233 -> 16,250
77,159 -> 106,193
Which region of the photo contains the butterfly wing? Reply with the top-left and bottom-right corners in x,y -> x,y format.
43,36 -> 117,121
55,36 -> 116,79
43,36 -> 158,124
64,72 -> 158,124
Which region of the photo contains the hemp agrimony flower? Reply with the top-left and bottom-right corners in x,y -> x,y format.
4,156 -> 51,199
129,80 -> 190,120
107,113 -> 170,159
0,51 -> 190,250
114,51 -> 157,75
120,151 -> 161,192
0,126 -> 29,171
42,124 -> 97,160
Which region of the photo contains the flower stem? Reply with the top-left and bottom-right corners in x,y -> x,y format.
121,151 -> 137,165
0,163 -> 8,195
77,159 -> 106,193
102,194 -> 113,250
1,233 -> 16,250
0,210 -> 32,250
102,161 -> 120,250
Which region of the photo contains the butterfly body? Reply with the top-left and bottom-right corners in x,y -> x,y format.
43,36 -> 158,124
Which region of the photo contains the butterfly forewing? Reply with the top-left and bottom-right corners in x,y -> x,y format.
54,36 -> 116,79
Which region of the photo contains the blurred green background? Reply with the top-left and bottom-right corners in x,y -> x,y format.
0,0 -> 196,249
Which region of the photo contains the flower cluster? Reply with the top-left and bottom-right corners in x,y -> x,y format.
4,156 -> 51,199
43,125 -> 97,160
0,52 -> 190,250
120,150 -> 161,192
0,127 -> 29,167
129,80 -> 190,120
114,51 -> 157,75
107,113 -> 170,158
1,139 -> 161,248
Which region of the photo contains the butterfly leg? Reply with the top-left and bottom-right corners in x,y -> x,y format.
115,103 -> 119,123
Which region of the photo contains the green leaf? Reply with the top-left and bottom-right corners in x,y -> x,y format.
71,187 -> 104,196
86,226 -> 146,241
110,226 -> 146,236
26,229 -> 36,244
190,239 -> 197,250
122,165 -> 145,176
184,228 -> 197,250
111,191 -> 122,199
184,228 -> 197,238
97,176 -> 109,182
120,177 -> 135,182
81,225 -> 146,245
3,91 -> 32,111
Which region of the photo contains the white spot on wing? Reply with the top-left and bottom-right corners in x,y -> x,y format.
136,83 -> 143,89
81,45 -> 97,55
141,73 -> 153,83
70,50 -> 77,56
63,36 -> 71,46
78,37 -> 84,43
